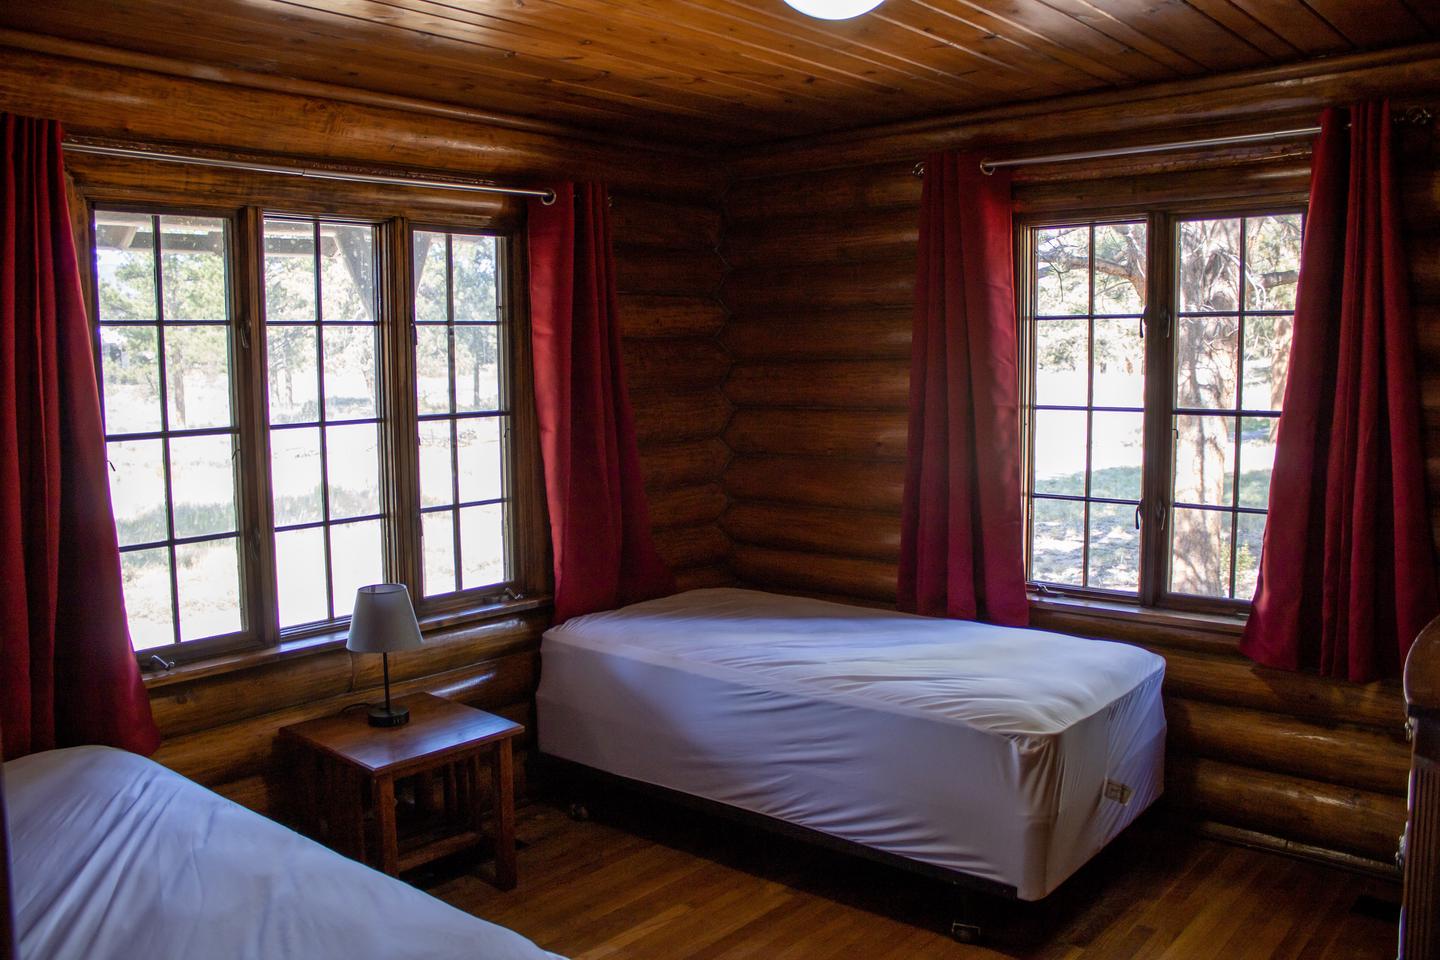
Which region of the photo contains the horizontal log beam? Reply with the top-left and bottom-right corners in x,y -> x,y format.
726,360 -> 909,410
725,259 -> 913,313
631,388 -> 732,444
1166,755 -> 1406,863
725,455 -> 906,513
723,502 -> 901,562
640,437 -> 732,491
619,294 -> 726,340
623,337 -> 730,391
724,409 -> 909,461
726,162 -> 922,223
653,523 -> 731,571
725,208 -> 917,268
673,564 -> 736,593
615,245 -> 725,297
722,309 -> 911,361
648,483 -> 727,530
611,194 -> 722,250
1166,698 -> 1410,796
731,544 -> 898,603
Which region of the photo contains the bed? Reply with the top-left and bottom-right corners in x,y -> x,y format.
2,745 -> 562,960
537,587 -> 1166,903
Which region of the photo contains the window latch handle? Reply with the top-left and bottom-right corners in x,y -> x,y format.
1134,502 -> 1143,530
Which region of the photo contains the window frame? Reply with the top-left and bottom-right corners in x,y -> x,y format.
78,171 -> 546,666
1018,197 -> 1306,616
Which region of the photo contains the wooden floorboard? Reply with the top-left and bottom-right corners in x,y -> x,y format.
418,798 -> 1400,959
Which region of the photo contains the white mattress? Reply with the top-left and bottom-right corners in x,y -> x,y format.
3,746 -> 562,960
537,588 -> 1166,900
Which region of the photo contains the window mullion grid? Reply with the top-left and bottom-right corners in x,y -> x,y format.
447,235 -> 464,594
151,214 -> 184,647
311,220 -> 337,621
1081,223 -> 1096,589
1139,211 -> 1172,607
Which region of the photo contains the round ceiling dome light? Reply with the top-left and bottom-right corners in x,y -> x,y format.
782,0 -> 885,20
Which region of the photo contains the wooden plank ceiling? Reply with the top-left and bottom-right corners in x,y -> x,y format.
3,0 -> 1436,148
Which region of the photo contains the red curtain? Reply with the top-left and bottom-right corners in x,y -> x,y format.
1240,103 -> 1437,682
527,183 -> 673,623
1,115 -> 158,759
898,152 -> 1028,626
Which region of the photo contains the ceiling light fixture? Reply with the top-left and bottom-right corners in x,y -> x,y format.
782,0 -> 885,20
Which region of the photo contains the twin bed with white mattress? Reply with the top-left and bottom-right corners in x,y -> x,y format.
3,745 -> 562,960
537,588 -> 1166,901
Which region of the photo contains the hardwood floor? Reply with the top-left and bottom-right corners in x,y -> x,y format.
419,794 -> 1400,959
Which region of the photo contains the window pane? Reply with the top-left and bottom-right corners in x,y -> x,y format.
1033,409 -> 1087,496
1090,411 -> 1143,501
454,326 -> 501,413
99,326 -> 161,434
325,423 -> 380,519
1173,415 -> 1236,507
108,439 -> 167,546
321,224 -> 375,322
1171,507 -> 1232,597
330,520 -> 383,618
1033,319 -> 1087,407
263,220 -> 317,321
169,434 -> 238,539
119,547 -> 173,649
460,503 -> 506,589
165,324 -> 232,430
414,232 -> 448,323
94,212 -> 156,322
1088,502 -> 1140,592
452,235 -> 498,322
1238,416 -> 1278,510
270,427 -> 324,526
1242,313 -> 1291,412
1036,226 -> 1089,316
159,216 -> 227,323
275,527 -> 329,627
418,420 -> 454,508
322,325 -> 377,420
415,326 -> 452,415
175,537 -> 242,641
1235,513 -> 1267,601
1092,318 -> 1144,408
1031,498 -> 1083,586
1179,218 -> 1241,313
267,326 -> 320,424
1093,222 -> 1146,315
1175,316 -> 1239,410
458,418 -> 505,504
422,510 -> 457,598
1245,214 -> 1302,311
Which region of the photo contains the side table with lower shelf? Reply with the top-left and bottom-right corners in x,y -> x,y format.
280,692 -> 524,889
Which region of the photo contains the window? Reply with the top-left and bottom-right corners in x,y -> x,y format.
91,202 -> 527,659
412,230 -> 510,598
1023,208 -> 1302,609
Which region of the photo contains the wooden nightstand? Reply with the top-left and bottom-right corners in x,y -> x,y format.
280,692 -> 523,889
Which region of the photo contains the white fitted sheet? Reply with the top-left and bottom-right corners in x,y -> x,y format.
537,588 -> 1166,900
3,746 -> 562,960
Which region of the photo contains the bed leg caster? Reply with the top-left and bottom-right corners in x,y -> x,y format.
949,921 -> 983,944
566,801 -> 591,822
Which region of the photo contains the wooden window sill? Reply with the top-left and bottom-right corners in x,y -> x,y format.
141,594 -> 552,691
1028,592 -> 1246,643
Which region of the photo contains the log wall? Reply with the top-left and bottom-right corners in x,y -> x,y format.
719,120 -> 1440,866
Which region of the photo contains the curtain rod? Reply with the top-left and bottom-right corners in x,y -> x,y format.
975,126 -> 1322,176
62,140 -> 557,204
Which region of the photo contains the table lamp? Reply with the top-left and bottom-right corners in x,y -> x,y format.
347,583 -> 424,727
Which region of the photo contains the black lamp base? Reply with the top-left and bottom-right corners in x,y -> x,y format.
368,704 -> 410,728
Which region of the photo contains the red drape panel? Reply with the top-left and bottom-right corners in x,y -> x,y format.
1240,103 -> 1438,682
527,183 -> 674,623
898,152 -> 1028,626
1,115 -> 158,759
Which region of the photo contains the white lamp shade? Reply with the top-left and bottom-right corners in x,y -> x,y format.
782,0 -> 884,19
346,584 -> 424,654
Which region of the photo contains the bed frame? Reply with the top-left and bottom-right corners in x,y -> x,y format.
539,753 -> 1011,942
